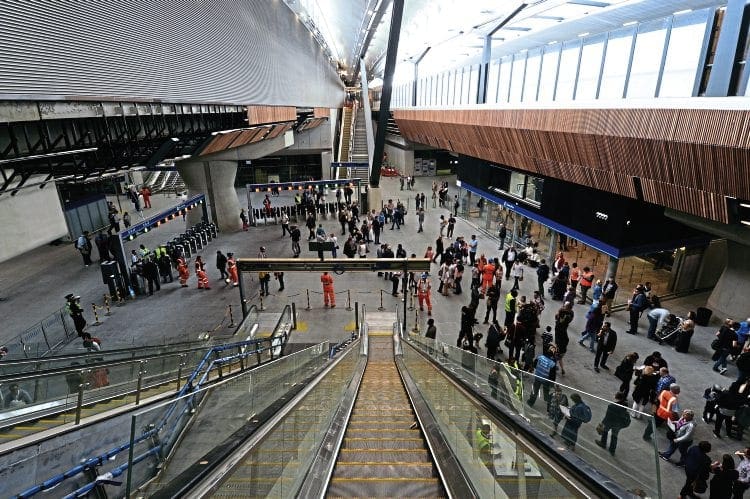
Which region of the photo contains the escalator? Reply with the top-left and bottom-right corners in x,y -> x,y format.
327,333 -> 445,497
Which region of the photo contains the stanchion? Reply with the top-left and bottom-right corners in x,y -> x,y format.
408,292 -> 415,311
305,289 -> 311,311
103,294 -> 111,316
91,303 -> 101,326
115,289 -> 123,306
291,303 -> 297,330
354,301 -> 359,331
227,304 -> 236,328
378,289 -> 386,311
259,293 -> 266,311
412,307 -> 419,333
346,290 -> 352,311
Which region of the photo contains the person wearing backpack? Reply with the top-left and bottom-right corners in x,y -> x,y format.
561,393 -> 592,450
596,391 -> 631,456
526,344 -> 558,407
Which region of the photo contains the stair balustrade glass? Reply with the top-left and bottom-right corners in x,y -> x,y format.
126,342 -> 332,496
406,333 -> 662,498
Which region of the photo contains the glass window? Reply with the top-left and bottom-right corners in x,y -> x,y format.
599,28 -> 634,100
555,41 -> 580,101
523,50 -> 541,102
497,56 -> 512,103
509,54 -> 526,102
487,59 -> 500,103
526,177 -> 544,205
576,34 -> 605,100
659,10 -> 710,97
469,65 -> 479,104
509,171 -> 526,198
538,45 -> 560,101
627,19 -> 669,98
447,71 -> 456,106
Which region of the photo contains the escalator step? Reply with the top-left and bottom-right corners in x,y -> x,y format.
327,477 -> 445,498
343,437 -> 424,450
331,462 -> 435,479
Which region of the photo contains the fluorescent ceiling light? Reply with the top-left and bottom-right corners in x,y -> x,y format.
673,9 -> 692,15
0,147 -> 98,165
578,32 -> 589,37
623,20 -> 637,26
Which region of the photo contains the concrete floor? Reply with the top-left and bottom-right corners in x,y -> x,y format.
0,174 -> 740,498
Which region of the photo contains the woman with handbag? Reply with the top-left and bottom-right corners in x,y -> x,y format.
631,365 -> 659,418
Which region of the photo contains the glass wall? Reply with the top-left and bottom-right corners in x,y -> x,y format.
399,7 -> 714,108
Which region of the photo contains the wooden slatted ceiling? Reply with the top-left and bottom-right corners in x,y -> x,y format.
200,131 -> 242,156
313,107 -> 330,118
246,105 -> 296,125
199,127 -> 271,156
393,108 -> 750,224
265,122 -> 293,139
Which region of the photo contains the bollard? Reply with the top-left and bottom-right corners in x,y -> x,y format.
91,303 -> 101,326
305,289 -> 311,310
228,304 -> 236,328
346,290 -> 352,311
412,307 -> 420,333
103,294 -> 111,316
259,293 -> 265,311
378,289 -> 386,311
408,291 -> 415,311
292,302 -> 297,330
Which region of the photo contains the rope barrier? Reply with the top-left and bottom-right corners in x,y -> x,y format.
103,294 -> 111,316
91,303 -> 101,326
228,304 -> 236,328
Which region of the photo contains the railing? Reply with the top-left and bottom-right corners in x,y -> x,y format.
1,307 -> 78,360
405,334 -> 662,498
13,335 -> 286,499
124,342 -> 333,497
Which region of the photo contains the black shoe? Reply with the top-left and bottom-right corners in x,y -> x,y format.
713,431 -> 722,439
594,367 -> 600,373
601,365 -> 610,370
595,440 -> 605,449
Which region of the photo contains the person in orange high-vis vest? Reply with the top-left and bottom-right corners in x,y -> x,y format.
643,383 -> 680,441
321,272 -> 335,307
177,257 -> 190,287
481,261 -> 496,294
226,253 -> 238,287
195,256 -> 211,290
417,273 -> 432,315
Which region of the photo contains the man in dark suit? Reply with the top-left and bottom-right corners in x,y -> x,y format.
594,321 -> 617,372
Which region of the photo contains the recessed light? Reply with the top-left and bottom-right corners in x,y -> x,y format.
547,40 -> 557,45
623,20 -> 637,26
578,32 -> 589,37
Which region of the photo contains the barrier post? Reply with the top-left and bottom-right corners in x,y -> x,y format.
74,375 -> 87,425
91,303 -> 101,326
259,293 -> 265,311
412,307 -> 420,334
346,289 -> 352,311
305,289 -> 311,310
292,302 -> 297,330
354,301 -> 359,331
103,294 -> 111,316
408,291 -> 415,311
378,289 -> 386,311
228,304 -> 236,328
115,289 -> 123,306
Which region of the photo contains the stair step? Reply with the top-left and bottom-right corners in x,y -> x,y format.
327,477 -> 445,497
331,462 -> 435,479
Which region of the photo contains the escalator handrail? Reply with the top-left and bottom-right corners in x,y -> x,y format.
15,335 -> 275,499
405,336 -> 639,499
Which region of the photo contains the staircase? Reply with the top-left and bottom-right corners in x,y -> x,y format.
327,317 -> 445,497
350,109 -> 368,165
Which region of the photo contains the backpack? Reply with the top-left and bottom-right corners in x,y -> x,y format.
517,304 -> 537,326
579,404 -> 592,423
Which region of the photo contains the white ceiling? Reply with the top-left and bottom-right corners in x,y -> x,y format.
281,0 -> 724,85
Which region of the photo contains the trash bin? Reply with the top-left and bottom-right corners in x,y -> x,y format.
696,307 -> 712,327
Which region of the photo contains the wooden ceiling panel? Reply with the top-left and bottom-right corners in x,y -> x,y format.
393,107 -> 750,223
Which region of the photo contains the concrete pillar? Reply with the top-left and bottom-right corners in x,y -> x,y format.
368,186 -> 383,212
707,240 -> 750,320
548,231 -> 558,263
606,256 -> 619,280
177,160 -> 242,232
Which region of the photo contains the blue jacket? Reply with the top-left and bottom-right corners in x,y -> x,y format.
534,355 -> 556,380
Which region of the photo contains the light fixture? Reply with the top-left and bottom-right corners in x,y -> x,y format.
673,9 -> 692,15
623,20 -> 637,26
143,227 -> 149,233
547,40 -> 557,45
578,32 -> 589,38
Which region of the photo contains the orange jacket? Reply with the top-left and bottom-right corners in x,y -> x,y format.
656,389 -> 678,421
321,273 -> 334,291
482,263 -> 495,280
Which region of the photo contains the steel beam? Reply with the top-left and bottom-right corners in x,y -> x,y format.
370,0 -> 404,188
236,258 -> 431,274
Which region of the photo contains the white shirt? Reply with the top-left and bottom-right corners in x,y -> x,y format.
511,263 -> 524,278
